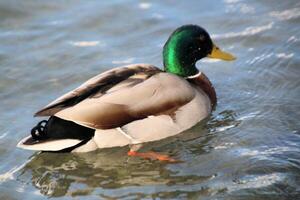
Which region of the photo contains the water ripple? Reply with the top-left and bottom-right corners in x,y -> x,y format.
0,132 -> 8,140
230,173 -> 284,191
69,40 -> 105,47
276,53 -> 294,59
212,22 -> 274,39
112,57 -> 135,64
235,146 -> 300,160
270,7 -> 300,21
138,3 -> 152,10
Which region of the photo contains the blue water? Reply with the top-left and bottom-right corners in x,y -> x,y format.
0,0 -> 299,199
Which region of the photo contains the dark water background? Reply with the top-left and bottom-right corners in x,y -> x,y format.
0,0 -> 300,199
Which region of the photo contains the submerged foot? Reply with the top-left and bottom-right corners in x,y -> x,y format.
127,150 -> 181,163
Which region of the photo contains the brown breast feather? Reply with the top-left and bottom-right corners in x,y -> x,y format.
188,72 -> 217,108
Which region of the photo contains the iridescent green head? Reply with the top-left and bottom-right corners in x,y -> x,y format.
163,25 -> 236,77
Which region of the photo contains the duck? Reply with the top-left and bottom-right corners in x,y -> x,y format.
17,25 -> 235,161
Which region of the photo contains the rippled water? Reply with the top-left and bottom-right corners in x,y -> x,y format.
0,0 -> 300,199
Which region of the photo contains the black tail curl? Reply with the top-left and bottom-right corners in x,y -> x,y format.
30,116 -> 95,141
31,120 -> 49,140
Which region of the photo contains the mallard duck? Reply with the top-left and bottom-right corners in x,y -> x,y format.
18,25 -> 235,161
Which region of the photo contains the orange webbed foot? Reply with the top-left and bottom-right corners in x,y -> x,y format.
127,150 -> 181,163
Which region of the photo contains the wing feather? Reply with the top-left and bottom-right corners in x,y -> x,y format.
35,64 -> 196,129
35,64 -> 160,116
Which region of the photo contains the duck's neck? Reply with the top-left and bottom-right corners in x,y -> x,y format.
163,32 -> 199,77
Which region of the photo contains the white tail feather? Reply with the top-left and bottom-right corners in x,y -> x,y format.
17,136 -> 82,151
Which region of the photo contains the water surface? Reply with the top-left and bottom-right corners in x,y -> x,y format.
0,0 -> 300,199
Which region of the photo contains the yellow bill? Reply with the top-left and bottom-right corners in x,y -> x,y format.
207,44 -> 236,61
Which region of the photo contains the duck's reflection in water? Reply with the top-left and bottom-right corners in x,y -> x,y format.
20,143 -> 186,195
18,112 -> 239,198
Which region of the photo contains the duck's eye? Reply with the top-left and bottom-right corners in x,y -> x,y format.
198,35 -> 205,41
